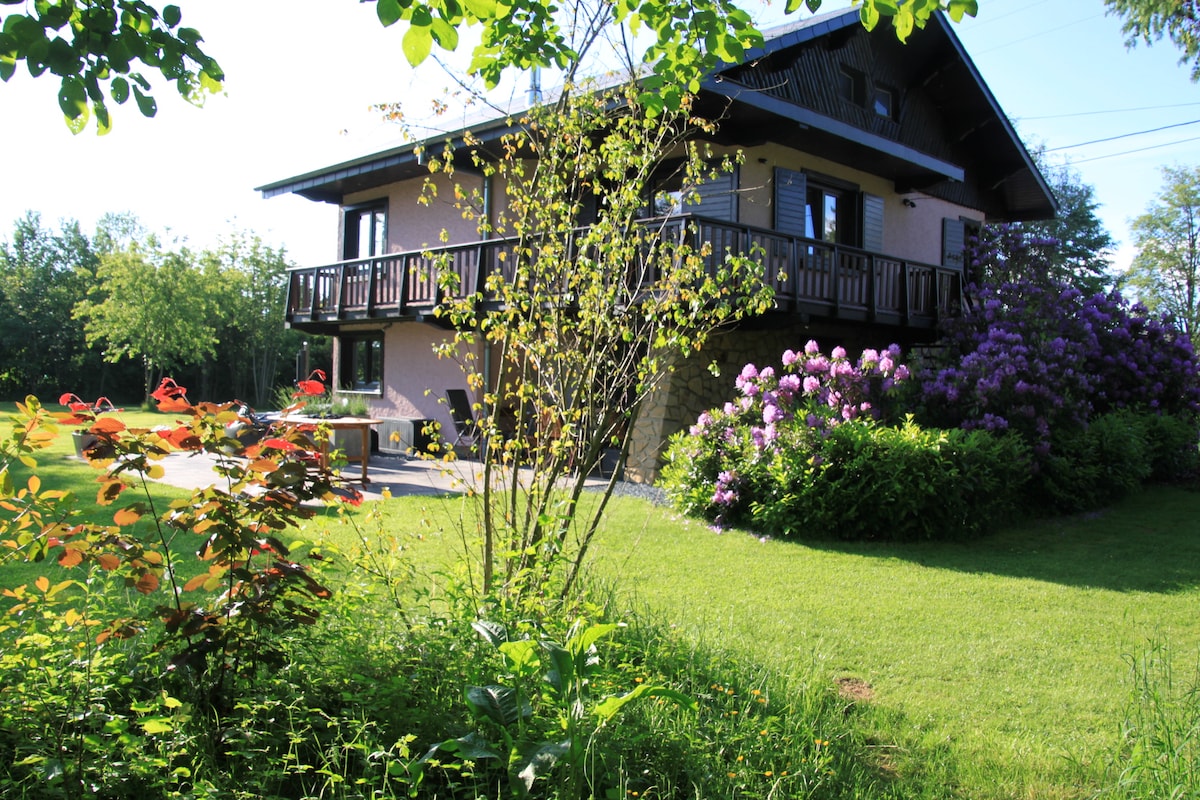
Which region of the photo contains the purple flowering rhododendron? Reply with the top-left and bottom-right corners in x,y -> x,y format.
918,278 -> 1200,456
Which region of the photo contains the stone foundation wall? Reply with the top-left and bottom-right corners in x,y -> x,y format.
624,321 -> 924,483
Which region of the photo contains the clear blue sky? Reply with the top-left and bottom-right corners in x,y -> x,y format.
1,0 -> 1196,272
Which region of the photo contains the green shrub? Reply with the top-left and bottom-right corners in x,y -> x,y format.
1034,410 -> 1179,514
751,419 -> 1030,541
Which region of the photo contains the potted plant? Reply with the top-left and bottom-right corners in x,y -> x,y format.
58,394 -> 121,458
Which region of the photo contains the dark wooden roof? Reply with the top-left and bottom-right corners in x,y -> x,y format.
259,8 -> 1054,221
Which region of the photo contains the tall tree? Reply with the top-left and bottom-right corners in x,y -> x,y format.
970,159 -> 1116,294
1123,165 -> 1200,345
74,232 -> 221,403
201,231 -> 298,406
0,212 -> 101,396
1106,0 -> 1200,80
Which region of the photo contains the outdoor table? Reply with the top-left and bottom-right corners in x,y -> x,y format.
276,416 -> 382,483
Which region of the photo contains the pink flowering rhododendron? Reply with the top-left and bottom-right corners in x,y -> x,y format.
668,341 -> 911,527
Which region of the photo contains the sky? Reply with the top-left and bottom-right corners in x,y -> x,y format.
1,0 -> 1198,272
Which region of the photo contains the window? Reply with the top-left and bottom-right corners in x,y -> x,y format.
343,203 -> 386,260
646,164 -> 738,221
839,67 -> 866,106
805,183 -> 858,246
339,334 -> 383,394
840,66 -> 898,120
872,86 -> 894,119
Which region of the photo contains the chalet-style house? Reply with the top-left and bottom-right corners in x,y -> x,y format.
258,7 -> 1055,482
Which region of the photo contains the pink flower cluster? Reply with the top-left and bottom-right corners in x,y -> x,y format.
689,341 -> 910,511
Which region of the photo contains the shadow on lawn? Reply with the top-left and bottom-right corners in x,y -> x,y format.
796,484 -> 1200,594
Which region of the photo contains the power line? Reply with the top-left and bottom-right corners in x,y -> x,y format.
1066,135 -> 1200,165
972,13 -> 1104,55
1018,102 -> 1200,121
1045,119 -> 1200,152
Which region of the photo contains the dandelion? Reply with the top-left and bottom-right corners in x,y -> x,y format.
727,772 -> 737,779
763,771 -> 773,777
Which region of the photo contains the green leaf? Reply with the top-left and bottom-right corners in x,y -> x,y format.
541,640 -> 573,694
472,619 -> 507,646
110,75 -> 129,104
93,100 -> 111,135
163,5 -> 181,27
462,0 -> 498,20
57,75 -> 86,119
516,741 -> 569,793
464,684 -> 528,727
132,85 -> 157,117
499,638 -> 541,678
859,2 -> 880,31
594,685 -> 696,722
402,23 -> 433,66
140,716 -> 173,734
376,0 -> 402,27
947,0 -> 979,22
430,17 -> 459,50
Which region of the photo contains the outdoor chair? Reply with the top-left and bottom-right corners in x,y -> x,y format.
445,389 -> 482,451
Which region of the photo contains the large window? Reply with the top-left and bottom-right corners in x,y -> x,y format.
343,202 -> 386,261
339,333 -> 383,394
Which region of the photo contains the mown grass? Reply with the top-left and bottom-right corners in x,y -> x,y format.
300,482 -> 1200,799
4,402 -> 1198,798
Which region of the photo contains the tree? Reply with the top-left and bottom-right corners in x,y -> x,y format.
430,78 -> 773,605
74,230 -> 221,403
1123,165 -> 1200,346
3,0 -> 979,131
200,231 -> 299,406
969,158 -> 1115,294
0,0 -> 224,133
1106,0 -> 1200,81
0,212 -> 102,396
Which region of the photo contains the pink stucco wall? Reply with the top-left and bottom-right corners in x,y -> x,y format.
331,322 -> 480,431
344,171 -> 485,253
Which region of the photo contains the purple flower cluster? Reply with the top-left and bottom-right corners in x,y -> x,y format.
919,278 -> 1200,456
688,341 -> 910,513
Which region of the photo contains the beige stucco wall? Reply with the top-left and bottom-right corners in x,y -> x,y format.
726,142 -> 984,266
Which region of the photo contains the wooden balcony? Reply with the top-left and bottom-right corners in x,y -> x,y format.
284,215 -> 962,334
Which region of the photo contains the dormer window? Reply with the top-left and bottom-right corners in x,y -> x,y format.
838,67 -> 866,106
872,86 -> 894,119
840,66 -> 898,121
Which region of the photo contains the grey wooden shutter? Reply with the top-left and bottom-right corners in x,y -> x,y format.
692,167 -> 738,221
942,217 -> 966,269
863,193 -> 884,252
774,167 -> 807,237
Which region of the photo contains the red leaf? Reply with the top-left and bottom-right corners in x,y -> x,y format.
262,437 -> 300,452
91,417 -> 126,434
57,548 -> 83,568
295,380 -> 325,396
134,572 -> 160,595
151,378 -> 191,412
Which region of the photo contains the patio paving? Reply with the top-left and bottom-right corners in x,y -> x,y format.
151,450 -> 611,500
152,450 -> 481,500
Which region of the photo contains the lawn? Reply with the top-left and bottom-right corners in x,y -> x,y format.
4,401 -> 1198,798
302,483 -> 1200,799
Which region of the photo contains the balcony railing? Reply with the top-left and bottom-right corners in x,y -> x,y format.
285,215 -> 962,331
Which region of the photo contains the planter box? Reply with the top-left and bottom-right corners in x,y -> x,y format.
72,431 -> 98,459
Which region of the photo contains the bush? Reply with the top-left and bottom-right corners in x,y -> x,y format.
745,419 -> 1030,541
1034,410 -> 1197,513
661,343 -> 1031,541
917,279 -> 1200,461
